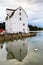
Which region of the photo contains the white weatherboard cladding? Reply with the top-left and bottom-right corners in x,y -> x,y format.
5,6 -> 29,33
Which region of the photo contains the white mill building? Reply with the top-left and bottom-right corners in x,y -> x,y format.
5,6 -> 29,33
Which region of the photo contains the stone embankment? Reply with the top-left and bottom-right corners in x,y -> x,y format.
0,33 -> 36,43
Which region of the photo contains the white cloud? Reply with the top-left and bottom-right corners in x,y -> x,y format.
0,0 -> 29,8
0,0 -> 43,27
28,0 -> 43,3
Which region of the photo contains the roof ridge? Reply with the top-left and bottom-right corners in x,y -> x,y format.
6,8 -> 17,11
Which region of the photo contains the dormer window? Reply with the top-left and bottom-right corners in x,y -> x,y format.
7,14 -> 9,17
5,14 -> 9,20
7,14 -> 9,16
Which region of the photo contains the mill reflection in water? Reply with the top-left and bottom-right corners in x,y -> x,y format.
6,39 -> 28,61
0,39 -> 28,61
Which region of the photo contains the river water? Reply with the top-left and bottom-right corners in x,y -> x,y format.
0,32 -> 43,65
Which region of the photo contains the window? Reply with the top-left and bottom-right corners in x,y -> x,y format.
23,29 -> 25,33
19,8 -> 21,11
23,29 -> 25,31
19,12 -> 21,15
23,23 -> 25,26
19,17 -> 21,20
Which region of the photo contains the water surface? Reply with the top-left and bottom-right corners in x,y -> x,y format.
0,32 -> 43,65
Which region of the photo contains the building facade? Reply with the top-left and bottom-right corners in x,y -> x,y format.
5,6 -> 29,33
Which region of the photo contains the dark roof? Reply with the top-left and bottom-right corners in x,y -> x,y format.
5,8 -> 17,20
5,16 -> 8,20
5,6 -> 28,20
6,8 -> 16,11
9,11 -> 14,18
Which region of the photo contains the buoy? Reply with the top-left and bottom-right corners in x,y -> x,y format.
34,48 -> 38,52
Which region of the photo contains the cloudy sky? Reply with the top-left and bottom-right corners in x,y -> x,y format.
0,0 -> 43,27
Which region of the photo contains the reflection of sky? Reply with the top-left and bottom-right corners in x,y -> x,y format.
0,0 -> 43,27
